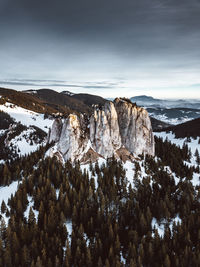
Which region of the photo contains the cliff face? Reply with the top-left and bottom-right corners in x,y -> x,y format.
89,102 -> 121,158
48,98 -> 155,162
114,98 -> 154,156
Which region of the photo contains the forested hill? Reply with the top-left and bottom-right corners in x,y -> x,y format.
156,117 -> 200,139
70,93 -> 107,107
0,132 -> 200,266
0,87 -> 107,116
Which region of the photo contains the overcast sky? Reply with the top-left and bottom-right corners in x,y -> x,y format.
0,0 -> 200,98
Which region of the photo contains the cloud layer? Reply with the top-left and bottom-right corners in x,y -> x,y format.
0,0 -> 200,98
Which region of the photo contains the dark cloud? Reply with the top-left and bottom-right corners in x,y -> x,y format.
0,0 -> 200,98
0,79 -> 119,90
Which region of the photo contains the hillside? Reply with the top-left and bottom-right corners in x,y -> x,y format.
0,87 -> 106,116
70,93 -> 107,107
156,117 -> 200,139
0,87 -> 57,114
150,116 -> 172,130
32,89 -> 91,114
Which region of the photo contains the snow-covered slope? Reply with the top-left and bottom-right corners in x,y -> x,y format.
8,127 -> 45,156
0,102 -> 53,133
148,108 -> 200,125
0,101 -> 54,161
154,131 -> 200,187
0,181 -> 20,224
154,131 -> 200,163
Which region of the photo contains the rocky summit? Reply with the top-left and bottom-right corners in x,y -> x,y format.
47,98 -> 155,163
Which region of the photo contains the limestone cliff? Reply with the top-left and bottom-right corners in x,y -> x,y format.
48,98 -> 155,162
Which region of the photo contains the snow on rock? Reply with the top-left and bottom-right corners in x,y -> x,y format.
0,102 -> 53,132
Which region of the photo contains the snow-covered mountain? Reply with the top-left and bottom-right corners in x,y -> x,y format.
147,107 -> 200,125
130,95 -> 200,109
131,95 -> 200,125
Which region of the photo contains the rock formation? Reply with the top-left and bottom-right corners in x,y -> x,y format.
48,98 -> 155,163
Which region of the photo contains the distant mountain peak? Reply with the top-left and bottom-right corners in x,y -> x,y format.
131,95 -> 161,102
133,95 -> 155,100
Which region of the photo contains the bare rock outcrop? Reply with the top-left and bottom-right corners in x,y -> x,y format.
114,98 -> 154,156
47,98 -> 155,162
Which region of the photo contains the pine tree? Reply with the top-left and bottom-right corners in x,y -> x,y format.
164,254 -> 171,267
4,245 -> 12,267
12,231 -> 20,253
97,257 -> 103,267
0,218 -> 7,247
35,256 -> 43,267
86,247 -> 92,267
28,207 -> 36,226
130,258 -> 137,267
1,200 -> 7,214
195,149 -> 200,164
105,258 -> 110,267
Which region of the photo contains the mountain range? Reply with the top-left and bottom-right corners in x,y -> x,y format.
131,95 -> 200,125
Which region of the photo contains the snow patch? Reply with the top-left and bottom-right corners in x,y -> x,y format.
0,181 -> 19,205
9,128 -> 43,156
0,102 -> 53,132
65,221 -> 72,242
0,181 -> 20,224
152,215 -> 182,238
80,158 -> 106,189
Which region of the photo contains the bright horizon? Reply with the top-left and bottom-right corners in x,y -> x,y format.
0,79 -> 200,100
